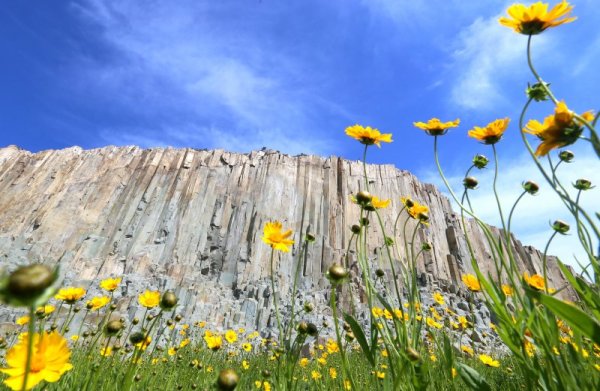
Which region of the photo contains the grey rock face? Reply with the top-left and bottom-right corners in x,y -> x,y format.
0,145 -> 576,331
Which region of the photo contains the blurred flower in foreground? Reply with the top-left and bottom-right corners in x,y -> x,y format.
499,1 -> 576,35
413,118 -> 460,136
524,272 -> 545,291
468,118 -> 510,145
262,221 -> 294,252
462,274 -> 481,292
479,354 -> 500,368
0,331 -> 73,390
345,124 -> 392,147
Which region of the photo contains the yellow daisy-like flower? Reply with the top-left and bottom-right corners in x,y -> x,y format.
15,316 -> 29,326
432,292 -> 445,306
36,305 -> 55,316
405,200 -> 430,225
55,287 -> 86,304
502,284 -> 514,296
413,118 -> 460,136
461,274 -> 481,292
0,331 -> 73,391
100,346 -> 113,357
523,272 -> 545,291
329,367 -> 337,379
299,358 -> 309,368
326,339 -> 340,354
371,196 -> 391,209
135,335 -> 152,351
86,296 -> 110,311
524,101 -> 594,156
138,290 -> 160,308
461,345 -> 474,356
99,277 -> 122,292
262,221 -> 294,252
242,343 -> 252,352
179,339 -> 190,349
345,124 -> 393,147
468,118 -> 510,145
225,330 -> 238,344
426,317 -> 442,329
479,354 -> 500,368
499,1 -> 576,35
205,334 -> 223,351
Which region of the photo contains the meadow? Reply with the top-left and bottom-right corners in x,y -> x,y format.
1,1 -> 600,390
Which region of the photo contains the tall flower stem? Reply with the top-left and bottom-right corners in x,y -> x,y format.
330,285 -> 356,391
362,144 -> 370,192
21,306 -> 35,391
269,248 -> 284,345
542,231 -> 558,293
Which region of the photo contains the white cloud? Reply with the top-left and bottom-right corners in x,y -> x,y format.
69,0 -> 342,155
420,147 -> 599,275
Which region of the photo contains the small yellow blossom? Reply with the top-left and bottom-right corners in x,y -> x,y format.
432,292 -> 445,306
414,118 -> 460,136
499,1 -> 576,35
479,354 -> 500,368
138,290 -> 160,308
461,274 -> 481,292
55,287 -> 86,304
225,330 -> 238,344
345,124 -> 392,147
468,118 -> 510,145
99,277 -> 121,292
262,221 -> 294,252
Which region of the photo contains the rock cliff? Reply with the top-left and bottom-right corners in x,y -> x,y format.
0,145 -> 575,330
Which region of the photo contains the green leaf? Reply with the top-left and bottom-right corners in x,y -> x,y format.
456,363 -> 491,391
343,312 -> 375,366
528,289 -> 600,346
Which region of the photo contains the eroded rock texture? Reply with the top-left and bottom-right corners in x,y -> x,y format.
0,145 -> 575,330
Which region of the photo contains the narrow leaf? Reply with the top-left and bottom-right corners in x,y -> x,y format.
343,312 -> 374,366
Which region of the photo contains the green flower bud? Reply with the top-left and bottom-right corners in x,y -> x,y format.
303,302 -> 314,313
552,220 -> 570,234
355,191 -> 372,205
472,154 -> 489,169
129,331 -> 145,345
522,180 -> 539,195
574,178 -> 593,191
160,291 -> 178,310
360,217 -> 369,226
327,264 -> 348,282
1,264 -> 60,307
421,242 -> 432,251
351,224 -> 361,234
384,237 -> 394,246
217,369 -> 239,391
526,82 -> 550,102
305,233 -> 316,242
297,321 -> 309,335
558,150 -> 574,163
306,322 -> 318,337
375,269 -> 385,278
105,320 -> 123,336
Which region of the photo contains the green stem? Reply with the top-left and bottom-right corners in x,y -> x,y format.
362,144 -> 370,192
542,231 -> 559,294
330,285 -> 357,391
21,306 -> 36,391
269,248 -> 284,345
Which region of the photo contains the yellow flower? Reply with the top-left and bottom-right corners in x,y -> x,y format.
36,305 -> 55,316
135,336 -> 152,351
523,272 -> 545,291
101,346 -> 113,357
370,195 -> 391,209
196,321 -> 206,328
299,358 -> 309,367
461,274 -> 481,292
225,330 -> 238,344
55,287 -> 86,304
376,371 -> 385,379
414,118 -> 460,136
502,284 -> 514,296
345,124 -> 392,147
524,339 -> 536,357
15,316 -> 29,326
311,370 -> 322,380
167,347 -> 176,356
326,339 -> 340,354
432,292 -> 445,306
0,331 -> 73,390
179,339 -> 190,349
255,380 -> 262,389
329,367 -> 337,379
430,354 -> 437,362
461,345 -> 474,356
86,296 -> 110,311
524,101 -> 593,156
426,317 -> 442,329
468,118 -> 510,145
242,360 -> 250,370
204,334 -> 223,351
404,199 -> 429,225
242,343 -> 252,352
138,290 -> 160,308
344,379 -> 352,390
99,277 -> 121,292
263,381 -> 272,391
479,354 -> 500,368
262,221 -> 294,252
499,1 -> 576,35
371,307 -> 384,318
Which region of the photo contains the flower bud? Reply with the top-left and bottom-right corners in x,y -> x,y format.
522,180 -> 539,195
363,204 -> 376,212
574,179 -> 593,191
105,320 -> 123,336
351,224 -> 361,234
472,154 -> 489,169
345,332 -> 355,342
417,212 -> 429,224
463,176 -> 478,190
558,150 -> 574,163
2,264 -> 58,307
526,82 -> 550,102
360,217 -> 369,226
297,321 -> 309,335
355,191 -> 372,205
129,331 -> 145,345
343,322 -> 351,332
132,317 -> 140,325
261,369 -> 272,378
303,302 -> 314,313
166,319 -> 174,327
552,220 -> 570,234
327,264 -> 348,282
307,322 -> 318,337
174,314 -> 183,322
421,243 -> 432,251
160,291 -> 178,310
406,347 -> 421,362
403,198 -> 414,208
110,303 -> 117,311
217,369 -> 239,391
375,269 -> 385,278
305,233 -> 316,242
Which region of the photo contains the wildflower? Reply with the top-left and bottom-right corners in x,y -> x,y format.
522,180 -> 540,195
101,346 -> 113,357
452,368 -> 457,378
479,354 -> 500,368
167,347 -> 176,356
468,118 -> 510,145
526,82 -> 551,101
99,277 -> 121,292
225,330 -> 238,344
86,296 -> 110,311
376,371 -> 385,379
432,292 -> 445,305
138,290 -> 160,308
463,176 -> 478,190
558,150 -> 574,162
255,380 -> 262,389
35,305 -> 55,317
205,334 -> 223,351
135,336 -> 152,351
299,358 -> 309,368
524,101 -> 594,156
0,331 -> 73,390
405,199 -> 429,225
499,1 -> 576,35
329,367 -> 337,379
371,196 -> 391,209
426,317 -> 443,329
523,272 -> 545,291
457,316 -> 470,329
263,382 -> 272,391
242,360 -> 250,370
524,339 -> 536,357
326,339 -> 340,354
1,264 -> 59,308
262,221 -> 294,252
344,379 -> 352,390
242,343 -> 252,352
15,316 -> 29,326
345,124 -> 392,147
372,307 -> 384,318
472,154 -> 489,169
461,345 -> 474,356
430,354 -> 437,362
461,274 -> 481,292
311,370 -> 322,380
502,284 -> 514,296
179,339 -> 190,349
217,368 -> 239,391
55,287 -> 86,304
413,118 -> 460,136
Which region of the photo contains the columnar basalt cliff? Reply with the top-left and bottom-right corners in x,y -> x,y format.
0,145 -> 575,331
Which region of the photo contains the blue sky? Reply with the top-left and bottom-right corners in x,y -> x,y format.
1,0 -> 598,272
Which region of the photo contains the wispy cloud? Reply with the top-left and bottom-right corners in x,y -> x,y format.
420,147 -> 599,274
68,0 -> 346,155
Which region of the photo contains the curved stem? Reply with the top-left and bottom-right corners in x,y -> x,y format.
269,248 -> 284,345
542,231 -> 559,294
